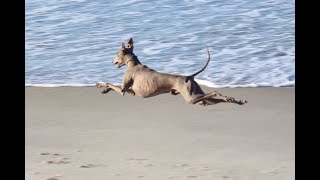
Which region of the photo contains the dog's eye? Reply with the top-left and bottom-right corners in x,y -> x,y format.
122,49 -> 129,55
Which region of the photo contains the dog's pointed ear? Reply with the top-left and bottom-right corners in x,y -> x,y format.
121,42 -> 126,51
128,38 -> 134,49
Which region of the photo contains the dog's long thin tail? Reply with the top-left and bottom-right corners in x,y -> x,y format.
185,47 -> 211,83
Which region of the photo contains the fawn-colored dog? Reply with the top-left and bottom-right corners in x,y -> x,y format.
96,38 -> 247,106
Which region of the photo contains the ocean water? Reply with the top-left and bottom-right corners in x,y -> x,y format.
25,0 -> 295,88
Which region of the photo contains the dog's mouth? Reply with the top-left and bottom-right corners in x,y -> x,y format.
114,62 -> 120,68
114,62 -> 125,68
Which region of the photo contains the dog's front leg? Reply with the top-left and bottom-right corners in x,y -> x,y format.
121,78 -> 133,96
96,82 -> 135,96
170,90 -> 180,95
96,82 -> 123,95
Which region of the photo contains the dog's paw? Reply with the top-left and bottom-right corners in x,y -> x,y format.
238,100 -> 248,105
170,90 -> 180,95
128,91 -> 135,96
96,82 -> 102,88
199,101 -> 208,106
96,82 -> 110,89
226,96 -> 235,102
101,88 -> 112,94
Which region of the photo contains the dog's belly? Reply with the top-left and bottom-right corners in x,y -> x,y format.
131,79 -> 172,98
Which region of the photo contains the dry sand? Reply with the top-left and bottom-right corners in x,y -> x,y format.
25,86 -> 294,180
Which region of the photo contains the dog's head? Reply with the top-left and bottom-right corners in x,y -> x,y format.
112,38 -> 134,68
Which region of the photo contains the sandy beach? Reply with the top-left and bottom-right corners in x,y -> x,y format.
25,86 -> 295,180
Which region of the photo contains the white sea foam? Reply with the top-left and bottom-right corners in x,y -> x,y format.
142,42 -> 175,56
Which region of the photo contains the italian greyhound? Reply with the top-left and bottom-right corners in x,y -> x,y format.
96,38 -> 247,106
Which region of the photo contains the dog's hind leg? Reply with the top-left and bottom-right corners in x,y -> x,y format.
179,87 -> 221,104
180,86 -> 247,105
199,95 -> 247,105
214,95 -> 247,105
198,98 -> 230,106
193,83 -> 247,105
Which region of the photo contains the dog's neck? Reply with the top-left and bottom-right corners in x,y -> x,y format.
125,54 -> 141,69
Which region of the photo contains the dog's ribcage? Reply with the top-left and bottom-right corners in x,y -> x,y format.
130,66 -> 178,97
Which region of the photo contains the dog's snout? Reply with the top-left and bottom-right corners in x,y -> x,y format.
112,57 -> 118,64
